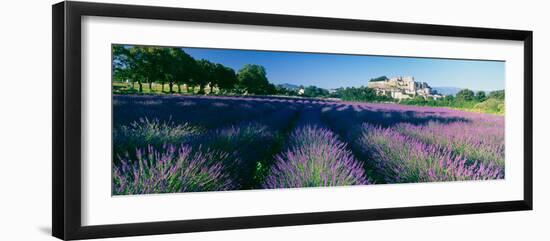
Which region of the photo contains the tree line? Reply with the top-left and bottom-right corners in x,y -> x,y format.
112,45 -> 277,95
334,86 -> 393,102
400,89 -> 505,114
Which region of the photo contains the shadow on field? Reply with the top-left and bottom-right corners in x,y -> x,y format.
113,94 -> 470,130
322,103 -> 470,128
112,94 -> 304,128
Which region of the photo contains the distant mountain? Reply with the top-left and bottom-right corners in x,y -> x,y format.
432,87 -> 462,96
278,83 -> 301,90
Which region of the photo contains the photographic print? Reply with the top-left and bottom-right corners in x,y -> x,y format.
53,3 -> 532,239
111,44 -> 505,195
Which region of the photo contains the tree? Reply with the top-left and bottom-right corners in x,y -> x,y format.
155,47 -> 181,93
213,64 -> 237,93
196,59 -> 216,94
237,64 -> 271,94
265,83 -> 277,95
488,90 -> 505,100
444,94 -> 455,102
138,47 -> 167,93
303,85 -> 329,97
168,48 -> 197,94
475,91 -> 487,102
112,45 -> 131,85
113,46 -> 157,93
455,89 -> 475,101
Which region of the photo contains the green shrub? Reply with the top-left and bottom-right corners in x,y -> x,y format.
474,98 -> 505,114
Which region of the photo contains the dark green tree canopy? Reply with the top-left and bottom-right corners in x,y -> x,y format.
170,48 -> 196,81
456,89 -> 475,101
489,90 -> 505,100
475,91 -> 487,102
237,64 -> 272,94
112,45 -> 131,83
195,59 -> 216,94
336,86 -> 391,102
112,46 -> 162,92
303,86 -> 329,97
113,45 -> 285,95
214,64 -> 238,91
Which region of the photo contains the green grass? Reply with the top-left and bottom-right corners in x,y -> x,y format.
472,98 -> 505,115
400,97 -> 505,115
113,82 -> 220,95
442,98 -> 504,115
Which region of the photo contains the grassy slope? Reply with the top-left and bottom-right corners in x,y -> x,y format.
472,98 -> 505,115
442,98 -> 504,115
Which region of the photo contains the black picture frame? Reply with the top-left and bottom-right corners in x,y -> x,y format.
52,1 -> 533,240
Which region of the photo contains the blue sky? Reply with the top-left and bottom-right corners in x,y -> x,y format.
182,47 -> 504,91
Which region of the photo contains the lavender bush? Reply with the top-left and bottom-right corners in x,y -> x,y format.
394,121 -> 504,170
198,122 -> 275,175
196,109 -> 296,188
113,145 -> 235,195
357,123 -> 503,183
264,126 -> 369,188
113,117 -> 202,161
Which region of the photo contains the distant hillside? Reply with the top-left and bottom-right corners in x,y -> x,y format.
432,87 -> 462,96
278,83 -> 301,90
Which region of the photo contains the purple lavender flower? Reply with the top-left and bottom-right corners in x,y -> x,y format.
394,121 -> 504,170
112,145 -> 235,195
264,126 -> 370,188
356,123 -> 503,183
113,118 -> 203,160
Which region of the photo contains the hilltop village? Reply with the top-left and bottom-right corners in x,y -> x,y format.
367,76 -> 443,100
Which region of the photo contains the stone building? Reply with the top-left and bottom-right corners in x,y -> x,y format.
367,76 -> 442,100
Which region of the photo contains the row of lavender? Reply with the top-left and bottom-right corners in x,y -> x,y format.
263,106 -> 370,188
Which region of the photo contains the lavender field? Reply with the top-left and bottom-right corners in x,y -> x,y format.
112,94 -> 504,195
